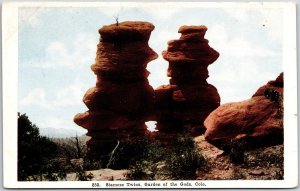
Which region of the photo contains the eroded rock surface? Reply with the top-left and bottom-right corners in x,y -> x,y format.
204,73 -> 283,151
74,21 -> 158,159
155,25 -> 220,144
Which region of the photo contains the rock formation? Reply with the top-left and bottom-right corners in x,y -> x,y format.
74,21 -> 158,159
155,25 -> 220,145
204,73 -> 283,151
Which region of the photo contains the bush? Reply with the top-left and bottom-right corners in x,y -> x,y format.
42,159 -> 68,181
228,139 -> 247,164
264,88 -> 283,118
166,134 -> 207,180
126,141 -> 166,180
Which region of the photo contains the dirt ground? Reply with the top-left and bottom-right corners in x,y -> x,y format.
194,135 -> 284,180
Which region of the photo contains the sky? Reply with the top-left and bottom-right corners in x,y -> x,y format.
18,4 -> 283,136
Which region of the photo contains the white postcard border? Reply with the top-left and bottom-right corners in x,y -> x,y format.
2,1 -> 298,189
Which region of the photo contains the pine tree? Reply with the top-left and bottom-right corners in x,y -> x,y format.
18,113 -> 58,180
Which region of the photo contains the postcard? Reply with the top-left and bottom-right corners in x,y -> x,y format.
2,1 -> 297,189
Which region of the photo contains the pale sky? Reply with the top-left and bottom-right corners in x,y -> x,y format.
18,5 -> 283,136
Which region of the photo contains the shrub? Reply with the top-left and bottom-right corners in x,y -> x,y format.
228,139 -> 247,164
125,134 -> 207,180
264,88 -> 283,118
42,158 -> 69,181
126,141 -> 166,180
166,134 -> 207,180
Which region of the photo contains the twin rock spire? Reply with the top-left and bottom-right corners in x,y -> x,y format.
74,21 -> 220,158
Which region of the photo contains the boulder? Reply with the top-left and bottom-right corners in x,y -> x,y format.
204,73 -> 284,151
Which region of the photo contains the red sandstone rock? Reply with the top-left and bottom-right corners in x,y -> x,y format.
155,25 -> 220,141
169,78 -> 208,85
95,70 -> 150,83
83,82 -> 154,114
252,73 -> 283,97
93,42 -> 157,71
204,73 -> 283,151
74,21 -> 157,159
248,169 -> 264,176
178,26 -> 207,41
167,40 -> 210,52
99,21 -> 156,43
167,64 -> 209,80
155,84 -> 220,115
74,111 -> 142,131
162,25 -> 219,64
172,84 -> 220,107
162,49 -> 219,64
154,85 -> 176,108
155,108 -> 216,124
178,25 -> 207,34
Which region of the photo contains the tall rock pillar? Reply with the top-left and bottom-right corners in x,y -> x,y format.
155,25 -> 220,144
74,21 -> 158,159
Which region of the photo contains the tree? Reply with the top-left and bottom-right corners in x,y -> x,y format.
18,113 -> 58,180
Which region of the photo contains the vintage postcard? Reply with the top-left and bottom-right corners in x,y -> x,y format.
2,1 -> 297,189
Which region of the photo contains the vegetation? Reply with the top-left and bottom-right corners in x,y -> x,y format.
107,139 -> 151,170
125,134 -> 207,180
126,140 -> 166,180
18,114 -> 207,181
18,113 -> 58,180
244,146 -> 284,179
166,135 -> 207,180
18,113 -> 100,181
18,112 -> 283,181
264,88 -> 283,119
228,139 -> 247,164
227,88 -> 283,165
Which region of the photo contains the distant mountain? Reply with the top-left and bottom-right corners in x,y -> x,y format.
39,127 -> 86,138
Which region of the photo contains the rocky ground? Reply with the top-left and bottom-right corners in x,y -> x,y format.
62,135 -> 283,181
195,136 -> 284,180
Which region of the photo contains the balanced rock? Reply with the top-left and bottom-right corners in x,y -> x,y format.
74,21 -> 158,159
204,73 -> 283,151
155,25 -> 220,144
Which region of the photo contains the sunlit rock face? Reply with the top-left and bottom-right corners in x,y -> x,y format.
74,21 -> 158,159
155,25 -> 220,145
204,73 -> 283,151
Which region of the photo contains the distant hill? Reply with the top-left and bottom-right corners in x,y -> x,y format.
39,127 -> 86,138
